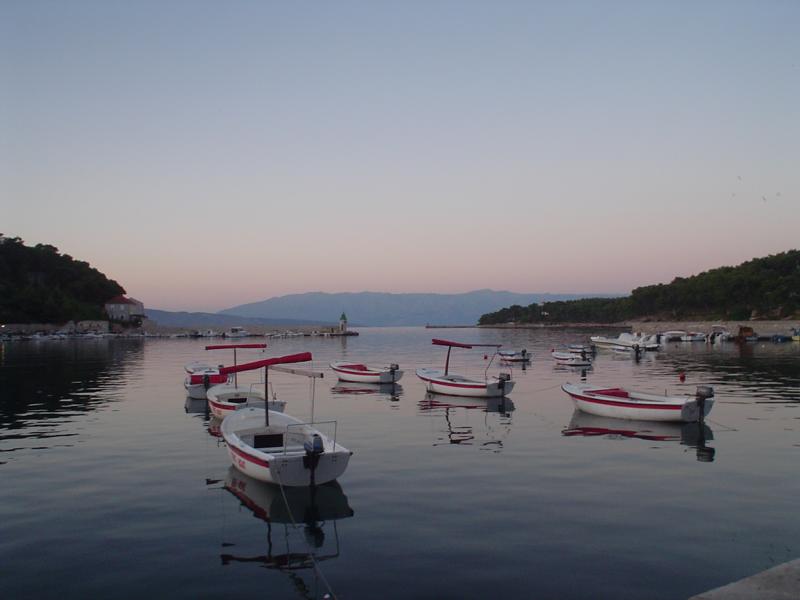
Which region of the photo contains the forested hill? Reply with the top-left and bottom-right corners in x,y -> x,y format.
479,250 -> 800,325
0,235 -> 125,323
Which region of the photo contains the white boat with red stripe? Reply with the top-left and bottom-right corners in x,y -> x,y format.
415,339 -> 514,398
207,384 -> 287,419
221,352 -> 351,487
206,351 -> 310,419
329,361 -> 403,384
184,343 -> 267,400
185,365 -> 230,399
561,383 -> 715,422
222,407 -> 351,487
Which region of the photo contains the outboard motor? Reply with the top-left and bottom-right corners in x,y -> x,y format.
303,433 -> 325,484
304,433 -> 324,455
695,386 -> 714,423
497,372 -> 511,395
633,344 -> 642,362
696,444 -> 716,463
389,363 -> 400,383
304,523 -> 325,548
203,374 -> 210,390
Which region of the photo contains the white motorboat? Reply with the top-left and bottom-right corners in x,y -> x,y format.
561,383 -> 715,422
184,343 -> 267,399
681,332 -> 707,342
184,364 -> 230,399
709,325 -> 732,344
206,384 -> 287,420
329,361 -> 403,384
498,349 -> 532,362
590,332 -> 659,351
660,330 -> 687,342
551,351 -> 592,367
221,352 -> 350,487
222,406 -> 351,487
206,350 -> 311,418
225,326 -> 250,338
416,339 -> 514,398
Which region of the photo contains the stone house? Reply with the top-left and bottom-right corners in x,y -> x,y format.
105,295 -> 145,324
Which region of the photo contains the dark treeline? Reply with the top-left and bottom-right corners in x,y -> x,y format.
0,235 -> 125,323
479,250 -> 800,325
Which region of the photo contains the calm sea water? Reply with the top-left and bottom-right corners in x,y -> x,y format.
1,327 -> 798,599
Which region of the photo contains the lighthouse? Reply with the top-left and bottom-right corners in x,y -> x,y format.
339,312 -> 348,333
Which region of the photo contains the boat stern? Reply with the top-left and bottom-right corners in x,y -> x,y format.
269,449 -> 352,487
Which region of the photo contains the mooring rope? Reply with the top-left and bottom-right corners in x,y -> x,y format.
276,480 -> 338,600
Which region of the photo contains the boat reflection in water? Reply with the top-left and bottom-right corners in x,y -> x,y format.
184,396 -> 209,417
207,416 -> 223,439
220,467 -> 354,579
331,381 -> 403,402
562,410 -> 716,462
553,364 -> 593,381
418,393 -> 515,452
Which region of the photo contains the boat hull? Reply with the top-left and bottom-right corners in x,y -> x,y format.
330,362 -> 403,384
222,407 -> 351,487
561,383 -> 714,422
186,383 -> 211,400
415,368 -> 514,397
184,372 -> 230,399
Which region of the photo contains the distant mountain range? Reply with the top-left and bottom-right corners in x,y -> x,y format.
218,290 -> 622,326
145,309 -> 333,329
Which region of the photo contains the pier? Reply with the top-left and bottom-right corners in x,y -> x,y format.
689,559 -> 800,599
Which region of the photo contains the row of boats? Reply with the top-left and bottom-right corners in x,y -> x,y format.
591,326 -> 800,349
185,339 -> 717,488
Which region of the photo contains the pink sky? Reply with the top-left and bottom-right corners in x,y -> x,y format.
3,3 -> 797,311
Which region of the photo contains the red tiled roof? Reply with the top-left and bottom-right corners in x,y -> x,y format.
106,295 -> 136,305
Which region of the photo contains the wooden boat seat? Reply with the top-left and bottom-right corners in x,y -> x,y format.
254,433 -> 284,448
629,391 -> 677,403
591,388 -> 629,398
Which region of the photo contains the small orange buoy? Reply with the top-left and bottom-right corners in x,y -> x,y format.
679,372 -> 686,382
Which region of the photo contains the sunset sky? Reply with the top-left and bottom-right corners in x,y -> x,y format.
2,1 -> 798,311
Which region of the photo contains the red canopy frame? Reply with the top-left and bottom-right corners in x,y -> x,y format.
219,352 -> 313,428
205,344 -> 268,386
218,352 -> 312,375
205,344 -> 267,350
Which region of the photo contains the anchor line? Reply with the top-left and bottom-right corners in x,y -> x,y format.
276,480 -> 338,600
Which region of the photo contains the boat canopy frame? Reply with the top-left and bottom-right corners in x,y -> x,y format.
205,343 -> 268,386
430,339 -> 503,375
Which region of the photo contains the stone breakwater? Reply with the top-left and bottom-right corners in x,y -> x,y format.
478,320 -> 798,335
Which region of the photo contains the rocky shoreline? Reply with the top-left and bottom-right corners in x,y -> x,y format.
624,319 -> 797,336
479,319 -> 798,335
